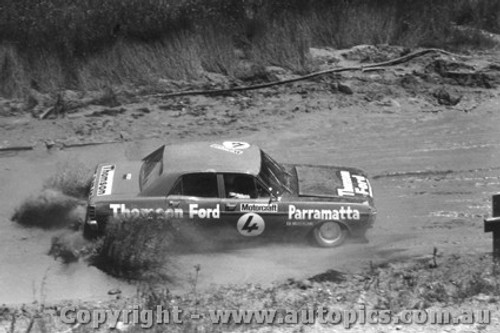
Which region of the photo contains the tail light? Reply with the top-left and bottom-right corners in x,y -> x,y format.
87,205 -> 96,220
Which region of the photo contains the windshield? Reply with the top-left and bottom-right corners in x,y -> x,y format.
258,150 -> 290,196
139,145 -> 164,190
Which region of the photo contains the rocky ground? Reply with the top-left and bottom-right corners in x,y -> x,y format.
1,44 -> 500,149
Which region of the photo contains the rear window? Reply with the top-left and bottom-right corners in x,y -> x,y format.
140,145 -> 164,190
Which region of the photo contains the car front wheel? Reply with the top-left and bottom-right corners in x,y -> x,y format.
313,221 -> 348,247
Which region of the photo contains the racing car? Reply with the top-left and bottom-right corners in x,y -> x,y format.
85,141 -> 376,247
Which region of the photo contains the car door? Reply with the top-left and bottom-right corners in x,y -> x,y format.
166,173 -> 221,229
219,173 -> 287,238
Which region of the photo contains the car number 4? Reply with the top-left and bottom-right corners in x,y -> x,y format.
237,213 -> 265,236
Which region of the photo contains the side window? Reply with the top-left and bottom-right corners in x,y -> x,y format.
256,181 -> 271,198
224,174 -> 269,199
169,173 -> 218,197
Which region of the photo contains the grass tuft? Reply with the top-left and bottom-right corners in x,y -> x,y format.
90,216 -> 177,281
43,160 -> 93,199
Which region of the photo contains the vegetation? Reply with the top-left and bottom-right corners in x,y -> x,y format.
90,216 -> 176,281
0,0 -> 498,98
42,160 -> 92,199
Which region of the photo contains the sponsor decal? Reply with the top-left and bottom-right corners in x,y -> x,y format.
109,204 -> 220,219
110,204 -> 183,219
237,213 -> 265,236
286,221 -> 314,227
337,171 -> 373,197
240,203 -> 278,212
96,165 -> 115,196
210,141 -> 250,155
188,204 -> 220,219
288,204 -> 360,220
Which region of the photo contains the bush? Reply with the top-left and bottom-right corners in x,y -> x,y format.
90,216 -> 177,281
43,160 -> 93,199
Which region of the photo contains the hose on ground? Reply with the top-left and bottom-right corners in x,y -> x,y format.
152,48 -> 466,99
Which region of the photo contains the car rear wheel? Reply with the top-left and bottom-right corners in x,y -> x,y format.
313,221 -> 348,247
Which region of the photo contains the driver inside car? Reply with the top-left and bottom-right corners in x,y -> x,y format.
225,174 -> 257,199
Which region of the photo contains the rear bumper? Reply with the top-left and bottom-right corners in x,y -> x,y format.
87,219 -> 99,230
484,193 -> 500,233
485,217 -> 500,233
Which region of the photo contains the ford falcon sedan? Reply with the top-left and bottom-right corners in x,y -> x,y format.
85,141 -> 376,247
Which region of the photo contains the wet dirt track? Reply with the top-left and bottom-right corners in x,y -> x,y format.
2,92 -> 500,304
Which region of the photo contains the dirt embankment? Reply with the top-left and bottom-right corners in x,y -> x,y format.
1,43 -> 500,332
1,44 -> 500,148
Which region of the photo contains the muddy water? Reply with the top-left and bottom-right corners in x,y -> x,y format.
2,99 -> 500,304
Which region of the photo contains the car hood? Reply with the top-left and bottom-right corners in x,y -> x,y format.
89,161 -> 143,200
293,164 -> 373,200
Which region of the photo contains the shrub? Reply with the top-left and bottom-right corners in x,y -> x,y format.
90,216 -> 177,281
43,160 -> 93,199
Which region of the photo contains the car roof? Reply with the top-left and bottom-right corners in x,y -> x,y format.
162,141 -> 262,176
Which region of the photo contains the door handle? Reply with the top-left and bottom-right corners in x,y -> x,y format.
169,200 -> 180,207
226,203 -> 237,210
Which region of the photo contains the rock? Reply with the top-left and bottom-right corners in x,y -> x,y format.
309,269 -> 347,283
234,60 -> 269,82
27,89 -> 54,109
292,279 -> 313,290
473,293 -> 493,303
136,107 -> 150,114
203,72 -> 230,85
377,98 -> 401,109
433,88 -> 462,106
337,82 -> 354,95
98,86 -> 120,107
108,288 -> 122,296
265,66 -> 294,81
87,107 -> 127,117
341,44 -> 407,63
309,47 -> 341,65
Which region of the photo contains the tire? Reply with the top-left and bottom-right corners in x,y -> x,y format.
312,221 -> 348,248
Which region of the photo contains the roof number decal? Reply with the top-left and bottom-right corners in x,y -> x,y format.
223,141 -> 250,150
237,213 -> 265,236
210,141 -> 250,155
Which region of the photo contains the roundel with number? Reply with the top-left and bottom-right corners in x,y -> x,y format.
237,213 -> 265,236
223,141 -> 250,151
